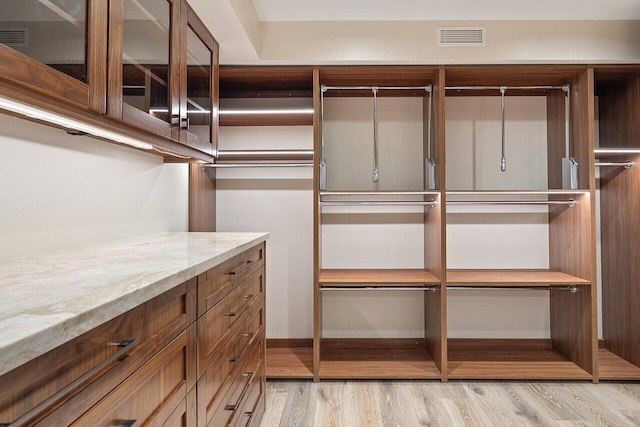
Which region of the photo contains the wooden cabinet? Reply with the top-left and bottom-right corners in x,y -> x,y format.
0,0 -> 217,161
594,66 -> 640,380
0,278 -> 196,426
0,243 -> 266,426
196,243 -> 266,427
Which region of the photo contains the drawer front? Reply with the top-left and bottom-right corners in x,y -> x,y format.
198,267 -> 264,375
232,348 -> 265,427
197,306 -> 264,427
0,280 -> 196,427
207,330 -> 263,427
71,326 -> 193,427
162,386 -> 196,427
197,244 -> 264,316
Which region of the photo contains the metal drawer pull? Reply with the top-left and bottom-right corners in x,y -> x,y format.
118,420 -> 137,427
5,338 -> 137,427
229,333 -> 254,362
226,294 -> 254,317
243,371 -> 254,378
245,412 -> 253,417
224,404 -> 237,411
227,260 -> 254,275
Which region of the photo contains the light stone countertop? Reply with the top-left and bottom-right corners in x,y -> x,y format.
0,232 -> 268,377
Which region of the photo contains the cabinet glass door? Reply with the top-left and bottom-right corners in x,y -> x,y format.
0,0 -> 87,82
122,0 -> 170,122
180,22 -> 215,153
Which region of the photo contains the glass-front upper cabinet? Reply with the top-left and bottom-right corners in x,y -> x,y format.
0,0 -> 105,111
108,0 -> 178,141
178,2 -> 218,155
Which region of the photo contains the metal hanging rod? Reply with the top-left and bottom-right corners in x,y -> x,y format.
447,199 -> 576,207
216,149 -> 314,161
320,201 -> 436,207
445,85 -> 568,91
202,163 -> 313,168
447,285 -> 578,293
322,85 -> 432,92
320,286 -> 437,292
321,191 -> 439,196
595,161 -> 633,169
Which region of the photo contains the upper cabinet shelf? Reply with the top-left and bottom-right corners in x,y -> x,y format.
0,0 -> 218,162
219,66 -> 314,126
444,66 -> 593,192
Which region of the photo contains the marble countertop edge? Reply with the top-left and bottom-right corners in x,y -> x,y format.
0,232 -> 268,377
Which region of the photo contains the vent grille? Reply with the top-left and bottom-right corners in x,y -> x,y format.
438,27 -> 485,46
0,28 -> 29,47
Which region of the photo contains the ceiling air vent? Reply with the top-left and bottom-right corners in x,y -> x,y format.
0,28 -> 29,47
438,27 -> 485,46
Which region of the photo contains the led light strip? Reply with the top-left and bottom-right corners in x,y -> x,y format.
0,96 -> 153,150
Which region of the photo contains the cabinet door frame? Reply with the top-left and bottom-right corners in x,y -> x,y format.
0,0 -> 107,113
106,0 -> 180,142
179,1 -> 219,156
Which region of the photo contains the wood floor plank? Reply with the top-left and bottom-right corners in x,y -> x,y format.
260,380 -> 640,427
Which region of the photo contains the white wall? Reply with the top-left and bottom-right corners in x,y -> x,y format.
0,114 -> 189,260
215,125 -> 314,339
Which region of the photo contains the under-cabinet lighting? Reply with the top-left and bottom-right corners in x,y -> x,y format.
219,109 -> 314,115
595,148 -> 640,154
148,108 -> 314,115
0,96 -> 153,150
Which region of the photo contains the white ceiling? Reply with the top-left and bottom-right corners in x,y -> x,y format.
251,0 -> 640,21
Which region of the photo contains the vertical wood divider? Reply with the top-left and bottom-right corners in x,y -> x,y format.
312,68 -> 322,382
598,69 -> 640,371
424,67 -> 447,382
106,0 -> 123,119
188,164 -> 216,232
87,0 -> 108,114
548,67 -> 597,380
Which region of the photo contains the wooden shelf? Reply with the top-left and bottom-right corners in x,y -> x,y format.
266,347 -> 314,379
446,269 -> 590,285
447,339 -> 592,380
219,112 -> 313,127
319,269 -> 440,285
598,348 -> 640,380
320,348 -> 441,379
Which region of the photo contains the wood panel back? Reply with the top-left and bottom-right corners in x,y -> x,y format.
599,154 -> 640,367
596,72 -> 640,148
189,164 -> 217,232
444,65 -> 586,87
0,279 -> 195,425
319,66 -> 438,88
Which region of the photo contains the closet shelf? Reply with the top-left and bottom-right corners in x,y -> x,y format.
598,348 -> 640,380
447,339 -> 593,380
319,269 -> 440,285
446,190 -> 590,196
446,269 -> 590,285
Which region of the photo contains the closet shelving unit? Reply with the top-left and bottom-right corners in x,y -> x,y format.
443,66 -> 597,380
216,66 -> 317,379
313,67 -> 447,380
594,66 -> 640,380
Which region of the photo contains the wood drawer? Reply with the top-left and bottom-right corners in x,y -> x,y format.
0,279 -> 196,426
231,354 -> 265,427
197,306 -> 264,427
72,325 -> 195,426
198,267 -> 265,375
162,387 -> 196,427
197,244 -> 265,316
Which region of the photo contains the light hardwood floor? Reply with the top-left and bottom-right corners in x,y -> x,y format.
260,380 -> 640,426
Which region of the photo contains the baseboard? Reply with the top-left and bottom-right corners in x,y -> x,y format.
267,337 -> 426,349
